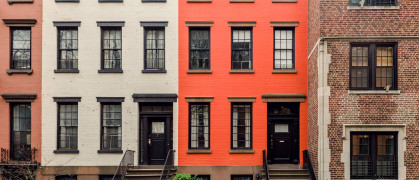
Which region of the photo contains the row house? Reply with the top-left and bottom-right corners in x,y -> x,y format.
308,0 -> 419,179
41,0 -> 178,179
0,0 -> 42,179
178,0 -> 309,179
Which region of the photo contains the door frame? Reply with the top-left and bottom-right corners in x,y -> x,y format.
139,113 -> 173,165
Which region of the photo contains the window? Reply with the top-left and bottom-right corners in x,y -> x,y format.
231,28 -> 252,70
11,28 -> 31,69
274,28 -> 294,69
351,132 -> 397,179
55,175 -> 77,180
101,103 -> 122,150
350,0 -> 396,6
11,103 -> 31,161
189,28 -> 210,70
101,27 -> 122,70
144,27 -> 165,71
189,103 -> 210,149
58,28 -> 78,70
58,103 -> 78,150
231,103 -> 252,149
350,43 -> 397,90
231,175 -> 252,180
196,175 -> 210,180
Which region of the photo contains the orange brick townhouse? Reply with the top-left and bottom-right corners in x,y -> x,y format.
0,0 -> 42,179
178,0 -> 309,179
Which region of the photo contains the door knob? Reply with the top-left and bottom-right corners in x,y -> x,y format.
148,139 -> 152,146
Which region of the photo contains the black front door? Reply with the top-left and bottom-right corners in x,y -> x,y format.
269,121 -> 293,164
148,118 -> 167,165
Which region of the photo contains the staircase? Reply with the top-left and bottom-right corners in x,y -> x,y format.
262,164 -> 310,180
124,165 -> 176,180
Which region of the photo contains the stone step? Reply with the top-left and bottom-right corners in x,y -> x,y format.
264,169 -> 310,175
266,174 -> 310,179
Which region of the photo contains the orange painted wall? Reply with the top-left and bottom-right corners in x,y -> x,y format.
179,1 -> 308,165
0,1 -> 42,160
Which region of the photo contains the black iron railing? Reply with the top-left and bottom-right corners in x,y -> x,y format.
263,150 -> 270,180
160,149 -> 174,180
1,147 -> 37,164
303,150 -> 317,180
112,150 -> 134,180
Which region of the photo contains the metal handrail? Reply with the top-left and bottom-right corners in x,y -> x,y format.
1,147 -> 37,164
112,150 -> 134,180
263,150 -> 270,180
303,150 -> 317,180
160,149 -> 174,180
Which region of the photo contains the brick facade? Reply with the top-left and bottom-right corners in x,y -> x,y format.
309,0 -> 419,179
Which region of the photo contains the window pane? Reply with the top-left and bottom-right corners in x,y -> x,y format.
231,104 -> 251,149
231,29 -> 252,70
12,29 -> 31,69
274,29 -> 294,69
190,28 -> 210,70
145,28 -> 165,70
190,104 -> 210,149
59,28 -> 79,70
102,104 -> 122,150
102,28 -> 122,70
58,103 -> 78,150
376,134 -> 397,177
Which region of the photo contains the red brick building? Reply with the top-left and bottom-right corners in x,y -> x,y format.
308,0 -> 419,179
0,0 -> 42,179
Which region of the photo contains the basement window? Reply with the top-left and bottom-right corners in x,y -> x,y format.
349,0 -> 396,6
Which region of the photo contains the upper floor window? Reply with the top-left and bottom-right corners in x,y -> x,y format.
101,103 -> 122,150
11,28 -> 31,69
101,27 -> 122,70
189,103 -> 210,149
231,103 -> 252,149
350,43 -> 397,90
274,28 -> 294,69
350,0 -> 396,6
58,28 -> 78,70
58,103 -> 78,151
144,27 -> 165,71
231,28 -> 252,70
189,28 -> 210,70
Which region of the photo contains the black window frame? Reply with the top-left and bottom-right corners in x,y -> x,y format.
57,27 -> 79,71
188,102 -> 210,150
10,102 -> 32,161
56,102 -> 78,151
350,132 -> 398,179
10,27 -> 31,69
189,27 -> 211,70
100,102 -> 122,151
273,27 -> 295,70
100,26 -> 122,71
230,102 -> 253,150
231,175 -> 253,180
349,0 -> 397,6
143,27 -> 166,72
231,27 -> 253,70
349,43 -> 397,90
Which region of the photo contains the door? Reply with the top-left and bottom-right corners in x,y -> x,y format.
148,118 -> 166,165
269,121 -> 294,164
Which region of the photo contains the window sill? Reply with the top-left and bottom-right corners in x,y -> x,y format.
187,149 -> 212,154
99,0 -> 123,2
98,69 -> 123,73
55,0 -> 79,2
187,69 -> 212,74
348,90 -> 401,95
272,0 -> 297,2
272,69 -> 297,74
142,0 -> 166,2
54,150 -> 79,154
347,5 -> 399,10
229,69 -> 254,74
54,69 -> 79,73
187,0 -> 211,2
142,69 -> 167,73
230,0 -> 254,2
229,149 -> 254,154
97,150 -> 123,154
7,0 -> 33,4
6,69 -> 33,75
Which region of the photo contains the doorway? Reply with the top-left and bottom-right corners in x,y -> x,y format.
267,103 -> 299,164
